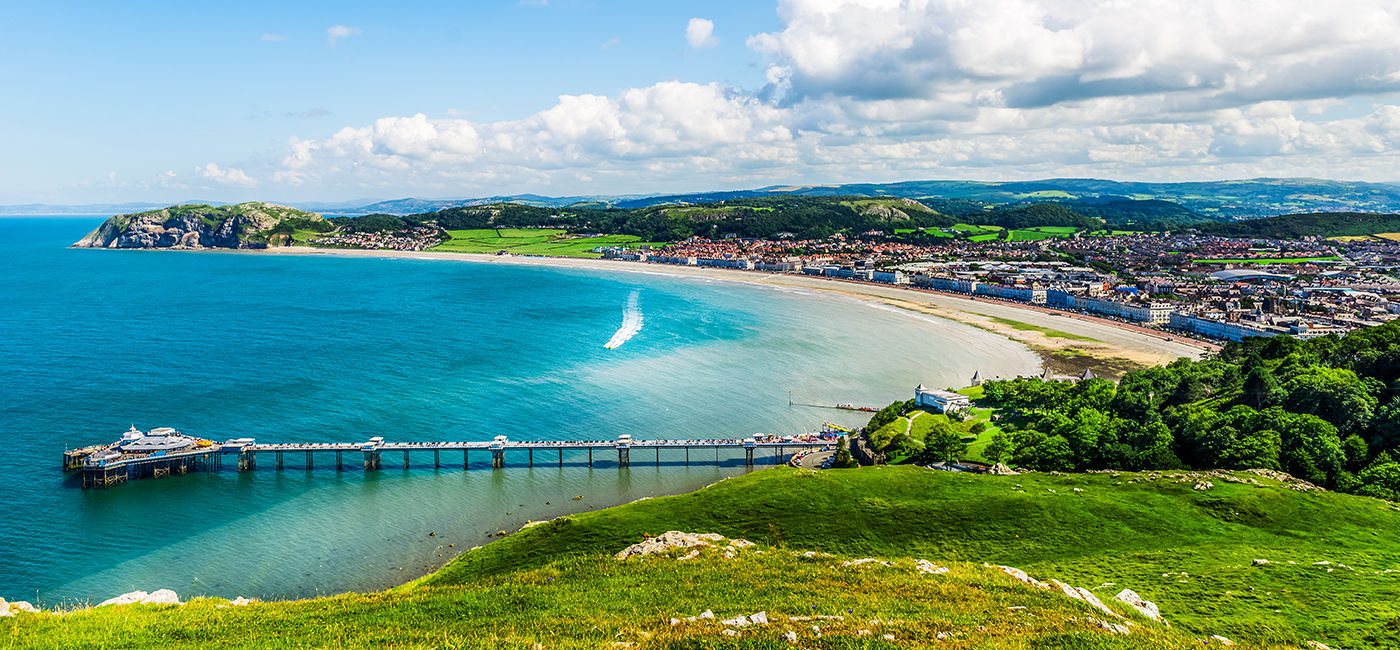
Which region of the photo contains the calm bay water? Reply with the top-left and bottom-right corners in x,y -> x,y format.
0,217 -> 1038,605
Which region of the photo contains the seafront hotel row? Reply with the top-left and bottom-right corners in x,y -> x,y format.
605,249 -> 1348,343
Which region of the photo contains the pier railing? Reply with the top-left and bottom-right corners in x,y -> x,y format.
65,437 -> 835,489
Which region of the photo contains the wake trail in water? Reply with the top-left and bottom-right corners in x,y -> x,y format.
604,290 -> 643,349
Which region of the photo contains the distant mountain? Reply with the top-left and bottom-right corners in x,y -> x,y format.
0,202 -> 170,216
335,177 -> 1400,221
15,177 -> 1400,224
612,178 -> 1400,220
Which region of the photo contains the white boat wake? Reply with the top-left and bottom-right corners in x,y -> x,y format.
604,290 -> 643,349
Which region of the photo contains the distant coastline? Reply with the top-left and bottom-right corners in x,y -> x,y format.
232,246 -> 1212,374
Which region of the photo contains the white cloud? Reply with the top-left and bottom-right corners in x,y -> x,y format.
269,0 -> 1400,195
326,25 -> 361,47
195,163 -> 257,187
260,33 -> 287,42
686,18 -> 717,49
601,37 -> 622,51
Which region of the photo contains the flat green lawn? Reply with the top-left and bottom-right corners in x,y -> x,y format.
986,316 -> 1100,341
951,223 -> 1003,234
1008,226 -> 1079,242
433,229 -> 661,258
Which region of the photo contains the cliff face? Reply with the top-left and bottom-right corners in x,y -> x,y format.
72,202 -> 324,249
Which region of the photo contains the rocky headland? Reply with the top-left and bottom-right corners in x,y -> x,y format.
71,202 -> 325,249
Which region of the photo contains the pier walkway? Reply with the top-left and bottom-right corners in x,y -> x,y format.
65,432 -> 835,488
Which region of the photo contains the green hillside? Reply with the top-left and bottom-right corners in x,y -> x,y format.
1192,212 -> 1400,239
7,467 -> 1394,649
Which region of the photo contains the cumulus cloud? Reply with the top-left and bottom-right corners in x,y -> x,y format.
686,18 -> 717,49
326,25 -> 360,47
271,0 -> 1400,195
260,33 -> 287,42
750,0 -> 1400,111
196,163 -> 257,187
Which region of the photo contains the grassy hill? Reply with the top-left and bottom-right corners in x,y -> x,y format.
72,202 -> 329,249
7,467 -> 1396,648
1192,212 -> 1400,239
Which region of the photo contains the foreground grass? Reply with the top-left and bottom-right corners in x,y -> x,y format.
5,467 -> 1396,648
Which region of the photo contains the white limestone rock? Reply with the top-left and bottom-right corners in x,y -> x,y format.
916,559 -> 950,575
97,589 -> 182,607
1114,589 -> 1164,623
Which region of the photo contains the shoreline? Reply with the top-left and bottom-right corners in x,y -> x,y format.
247,246 -> 1215,373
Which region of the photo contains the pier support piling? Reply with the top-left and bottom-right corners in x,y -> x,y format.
528,449 -> 533,468
276,451 -> 284,470
618,447 -> 629,468
491,450 -> 504,469
434,449 -> 439,468
745,448 -> 754,467
305,451 -> 312,469
588,448 -> 593,468
336,451 -> 343,472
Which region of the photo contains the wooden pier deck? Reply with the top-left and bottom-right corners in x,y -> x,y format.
66,436 -> 835,488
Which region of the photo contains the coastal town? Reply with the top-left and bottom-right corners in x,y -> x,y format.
307,217 -> 1400,343
592,230 -> 1400,342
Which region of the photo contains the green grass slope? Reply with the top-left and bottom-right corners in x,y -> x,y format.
5,467 -> 1395,649
421,467 -> 1398,648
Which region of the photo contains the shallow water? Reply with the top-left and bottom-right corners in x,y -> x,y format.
0,217 -> 1038,605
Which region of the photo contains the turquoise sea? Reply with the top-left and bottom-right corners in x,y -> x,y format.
0,217 -> 1038,606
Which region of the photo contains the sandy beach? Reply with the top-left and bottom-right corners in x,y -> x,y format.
249,247 -> 1214,376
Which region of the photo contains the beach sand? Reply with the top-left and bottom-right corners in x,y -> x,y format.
253,247 -> 1214,376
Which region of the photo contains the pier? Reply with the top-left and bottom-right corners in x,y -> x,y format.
64,428 -> 835,489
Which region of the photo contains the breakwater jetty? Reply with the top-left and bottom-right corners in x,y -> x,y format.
64,427 -> 834,489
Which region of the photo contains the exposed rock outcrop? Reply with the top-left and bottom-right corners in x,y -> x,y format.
72,202 -> 324,250
615,531 -> 754,560
97,589 -> 182,607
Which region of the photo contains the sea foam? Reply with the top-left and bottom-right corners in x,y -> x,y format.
604,290 -> 643,349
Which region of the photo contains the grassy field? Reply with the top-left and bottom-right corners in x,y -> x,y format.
432,228 -> 660,258
986,316 -> 1100,341
1005,226 -> 1080,242
4,467 -> 1396,648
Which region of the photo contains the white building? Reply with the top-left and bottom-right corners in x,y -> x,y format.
914,384 -> 971,413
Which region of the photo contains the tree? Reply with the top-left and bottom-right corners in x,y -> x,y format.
832,436 -> 858,468
1219,429 -> 1282,470
1011,430 -> 1075,471
1283,366 -> 1377,435
865,401 -> 905,432
1356,456 -> 1400,501
984,432 -> 1013,465
923,421 -> 969,466
1242,366 -> 1284,409
1342,434 -> 1370,472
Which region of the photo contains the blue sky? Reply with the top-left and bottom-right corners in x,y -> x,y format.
4,0 -> 1400,204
